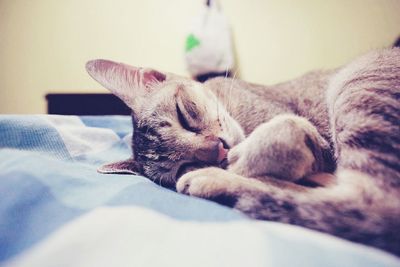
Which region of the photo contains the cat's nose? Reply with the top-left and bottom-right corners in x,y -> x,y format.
194,137 -> 228,164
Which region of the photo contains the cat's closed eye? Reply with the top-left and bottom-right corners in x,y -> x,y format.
176,103 -> 201,133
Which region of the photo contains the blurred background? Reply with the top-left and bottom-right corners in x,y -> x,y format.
0,0 -> 399,114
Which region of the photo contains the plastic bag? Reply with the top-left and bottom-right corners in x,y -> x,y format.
185,0 -> 234,81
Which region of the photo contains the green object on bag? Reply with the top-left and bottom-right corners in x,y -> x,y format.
185,34 -> 201,52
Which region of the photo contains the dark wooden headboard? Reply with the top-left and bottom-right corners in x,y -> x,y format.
46,93 -> 131,115
394,36 -> 400,48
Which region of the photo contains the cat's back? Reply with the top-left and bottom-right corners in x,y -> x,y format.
206,70 -> 334,139
326,48 -> 400,187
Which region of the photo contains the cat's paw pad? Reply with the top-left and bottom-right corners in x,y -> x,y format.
176,167 -> 232,198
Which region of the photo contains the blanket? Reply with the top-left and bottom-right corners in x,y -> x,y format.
0,115 -> 399,267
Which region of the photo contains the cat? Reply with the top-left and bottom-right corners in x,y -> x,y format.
86,47 -> 400,256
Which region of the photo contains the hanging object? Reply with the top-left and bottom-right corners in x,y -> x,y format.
184,0 -> 235,82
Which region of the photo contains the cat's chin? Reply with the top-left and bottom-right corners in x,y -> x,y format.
175,162 -> 208,181
175,160 -> 229,182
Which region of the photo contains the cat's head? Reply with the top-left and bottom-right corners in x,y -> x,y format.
86,59 -> 244,187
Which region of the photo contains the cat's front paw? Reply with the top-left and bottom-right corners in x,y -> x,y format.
176,167 -> 230,196
227,115 -> 332,181
176,167 -> 239,207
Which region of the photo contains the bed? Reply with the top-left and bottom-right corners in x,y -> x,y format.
0,115 -> 399,267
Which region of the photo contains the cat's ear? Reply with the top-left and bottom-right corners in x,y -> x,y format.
97,158 -> 141,175
86,59 -> 166,108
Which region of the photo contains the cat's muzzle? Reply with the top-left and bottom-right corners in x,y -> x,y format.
175,138 -> 229,179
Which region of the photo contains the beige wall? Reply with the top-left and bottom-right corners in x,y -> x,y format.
0,0 -> 399,114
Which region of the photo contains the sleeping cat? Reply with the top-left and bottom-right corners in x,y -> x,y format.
86,48 -> 400,256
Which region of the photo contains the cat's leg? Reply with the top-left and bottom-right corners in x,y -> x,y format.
176,166 -> 399,255
227,114 -> 335,182
177,167 -> 307,220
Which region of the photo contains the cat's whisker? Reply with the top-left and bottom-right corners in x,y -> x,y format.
222,67 -> 231,119
216,67 -> 229,120
227,70 -> 237,114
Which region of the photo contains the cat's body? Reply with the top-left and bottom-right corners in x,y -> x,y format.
86,48 -> 400,256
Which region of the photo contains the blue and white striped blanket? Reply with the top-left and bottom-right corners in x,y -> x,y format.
0,115 -> 399,267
